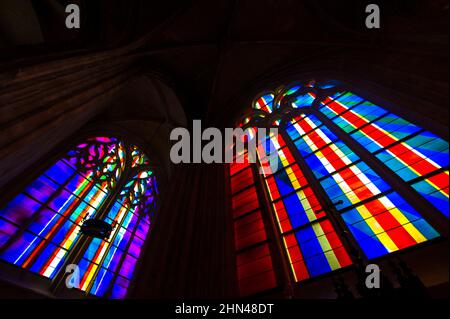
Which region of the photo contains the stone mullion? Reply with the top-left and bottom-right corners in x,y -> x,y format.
50,179 -> 125,295
49,143 -> 131,296
80,146 -> 136,296
101,201 -> 144,298
251,160 -> 297,297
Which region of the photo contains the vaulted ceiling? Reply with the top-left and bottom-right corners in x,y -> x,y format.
125,0 -> 448,124
1,0 -> 448,125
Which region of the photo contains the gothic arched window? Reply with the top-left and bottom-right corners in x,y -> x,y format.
0,136 -> 158,298
229,80 -> 448,296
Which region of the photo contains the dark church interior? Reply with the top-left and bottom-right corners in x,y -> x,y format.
0,0 -> 448,303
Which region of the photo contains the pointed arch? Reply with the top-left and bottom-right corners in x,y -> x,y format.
0,135 -> 159,298
228,79 -> 448,296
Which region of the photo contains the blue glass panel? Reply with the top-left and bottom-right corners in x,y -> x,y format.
0,231 -> 42,265
44,160 -> 74,185
24,176 -> 59,204
91,267 -> 114,297
0,194 -> 41,225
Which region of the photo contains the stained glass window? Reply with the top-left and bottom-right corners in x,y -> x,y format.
0,136 -> 158,299
229,80 -> 447,296
319,91 -> 449,217
230,150 -> 278,296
